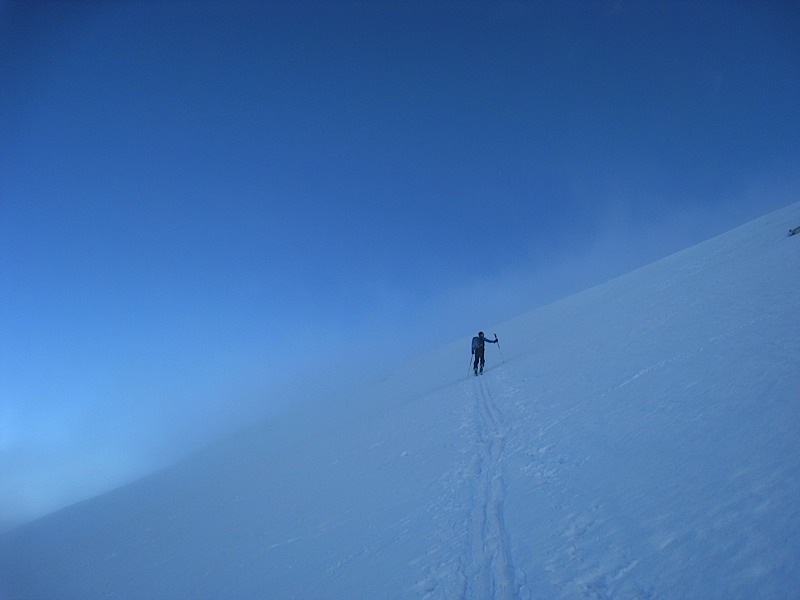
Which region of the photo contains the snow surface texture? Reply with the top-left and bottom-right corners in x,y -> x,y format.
2,203 -> 799,599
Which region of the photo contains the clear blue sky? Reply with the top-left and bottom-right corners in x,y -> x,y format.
1,0 -> 798,530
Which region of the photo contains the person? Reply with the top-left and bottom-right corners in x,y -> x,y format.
471,331 -> 498,375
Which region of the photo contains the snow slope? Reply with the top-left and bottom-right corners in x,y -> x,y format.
2,203 -> 799,599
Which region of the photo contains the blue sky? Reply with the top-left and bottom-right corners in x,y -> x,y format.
1,0 -> 799,530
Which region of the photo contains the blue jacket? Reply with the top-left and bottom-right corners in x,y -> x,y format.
471,334 -> 497,352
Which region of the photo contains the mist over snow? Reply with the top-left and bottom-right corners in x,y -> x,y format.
3,0 -> 800,542
1,202 -> 799,599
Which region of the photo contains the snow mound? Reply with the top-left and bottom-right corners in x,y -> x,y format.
2,202 -> 799,599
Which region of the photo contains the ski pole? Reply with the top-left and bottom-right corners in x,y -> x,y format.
467,353 -> 474,376
494,333 -> 505,363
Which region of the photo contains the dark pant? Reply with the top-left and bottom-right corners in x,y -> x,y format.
473,347 -> 485,371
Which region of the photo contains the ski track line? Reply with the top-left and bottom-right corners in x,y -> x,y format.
465,375 -> 521,600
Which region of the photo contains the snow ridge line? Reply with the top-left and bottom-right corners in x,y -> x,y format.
466,376 -> 519,599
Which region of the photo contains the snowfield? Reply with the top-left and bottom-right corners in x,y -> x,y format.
2,202 -> 799,599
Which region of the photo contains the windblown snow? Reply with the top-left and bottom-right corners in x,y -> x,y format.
2,203 -> 799,599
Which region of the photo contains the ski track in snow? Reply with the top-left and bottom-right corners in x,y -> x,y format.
464,373 -> 524,600
418,370 -> 528,600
